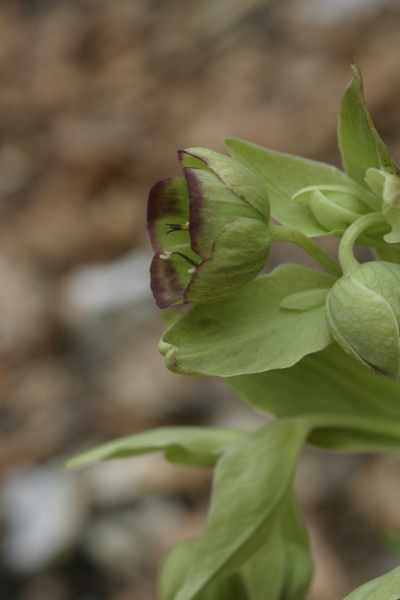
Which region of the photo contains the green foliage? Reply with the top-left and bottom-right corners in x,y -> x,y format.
338,64 -> 400,186
342,566 -> 400,600
69,65 -> 400,600
159,264 -> 334,376
224,137 -> 359,236
65,427 -> 245,469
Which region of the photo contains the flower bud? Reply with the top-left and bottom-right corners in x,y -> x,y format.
326,261 -> 400,380
291,185 -> 373,232
366,168 -> 400,243
148,148 -> 271,308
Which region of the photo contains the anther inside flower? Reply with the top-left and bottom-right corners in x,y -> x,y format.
147,148 -> 271,308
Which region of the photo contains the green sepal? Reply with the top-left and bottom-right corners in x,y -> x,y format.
342,566 -> 400,600
181,147 -> 270,220
326,273 -> 400,380
225,137 -> 358,237
183,166 -> 264,259
148,176 -> 190,253
185,218 -> 271,304
65,427 -> 246,470
160,264 -> 335,377
338,64 -> 400,187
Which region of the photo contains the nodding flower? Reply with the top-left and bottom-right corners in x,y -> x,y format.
147,148 -> 271,308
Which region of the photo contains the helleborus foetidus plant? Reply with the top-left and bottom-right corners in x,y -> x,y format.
68,65 -> 400,600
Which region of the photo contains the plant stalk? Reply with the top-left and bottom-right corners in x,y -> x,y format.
269,224 -> 342,278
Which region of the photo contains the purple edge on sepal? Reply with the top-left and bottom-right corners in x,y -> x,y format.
147,176 -> 188,252
150,253 -> 185,309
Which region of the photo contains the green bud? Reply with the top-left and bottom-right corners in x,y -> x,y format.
366,168 -> 400,243
326,261 -> 400,380
291,184 -> 373,232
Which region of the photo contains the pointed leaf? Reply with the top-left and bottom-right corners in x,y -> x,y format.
159,539 -> 248,600
159,264 -> 334,377
225,137 -> 358,236
174,420 -> 310,600
338,64 -> 400,187
65,427 -> 246,470
241,490 -> 312,600
342,566 -> 400,600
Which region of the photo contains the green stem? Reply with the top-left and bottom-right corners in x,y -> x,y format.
269,224 -> 342,278
338,213 -> 387,276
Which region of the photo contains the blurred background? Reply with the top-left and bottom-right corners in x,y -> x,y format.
1,0 -> 400,599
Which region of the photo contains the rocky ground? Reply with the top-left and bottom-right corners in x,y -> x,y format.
1,0 -> 400,598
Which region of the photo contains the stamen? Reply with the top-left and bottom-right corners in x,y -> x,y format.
188,267 -> 196,273
166,222 -> 190,234
160,251 -> 172,260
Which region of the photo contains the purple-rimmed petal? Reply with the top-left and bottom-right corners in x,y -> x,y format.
147,177 -> 190,252
150,251 -> 199,309
180,148 -> 270,220
184,167 -> 264,260
184,217 -> 271,304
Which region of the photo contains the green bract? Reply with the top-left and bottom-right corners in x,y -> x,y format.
290,184 -> 373,233
148,148 -> 271,308
366,168 -> 400,243
326,261 -> 400,380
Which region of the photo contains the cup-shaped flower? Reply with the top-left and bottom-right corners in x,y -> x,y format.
148,148 -> 271,308
291,184 -> 375,233
326,261 -> 400,380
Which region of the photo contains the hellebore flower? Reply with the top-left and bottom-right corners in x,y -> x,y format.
148,148 -> 271,308
326,261 -> 400,380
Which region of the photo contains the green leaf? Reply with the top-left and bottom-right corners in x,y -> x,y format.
338,64 -> 400,187
224,137 -> 358,236
342,566 -> 400,600
241,490 -> 312,600
65,427 -> 246,470
240,519 -> 286,600
280,288 -> 330,311
159,264 -> 334,377
173,420 -> 310,600
227,343 -> 400,451
159,539 -> 248,600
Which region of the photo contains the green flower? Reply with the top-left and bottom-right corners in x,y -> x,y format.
148,148 -> 271,308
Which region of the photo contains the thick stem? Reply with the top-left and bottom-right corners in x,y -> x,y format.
269,224 -> 342,278
338,213 -> 387,276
